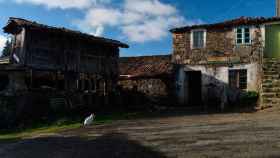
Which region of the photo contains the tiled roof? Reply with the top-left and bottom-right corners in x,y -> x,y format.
3,17 -> 129,48
119,55 -> 172,79
171,16 -> 280,33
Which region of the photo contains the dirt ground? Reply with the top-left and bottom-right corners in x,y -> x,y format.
2,109 -> 280,158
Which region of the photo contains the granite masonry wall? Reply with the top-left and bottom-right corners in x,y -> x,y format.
118,78 -> 169,97
172,26 -> 264,108
172,27 -> 264,65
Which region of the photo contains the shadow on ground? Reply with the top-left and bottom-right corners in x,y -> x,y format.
0,133 -> 167,158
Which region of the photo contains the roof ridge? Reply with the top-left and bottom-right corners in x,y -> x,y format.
4,17 -> 129,48
170,16 -> 280,33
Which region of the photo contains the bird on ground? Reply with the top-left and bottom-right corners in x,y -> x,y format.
84,113 -> 95,126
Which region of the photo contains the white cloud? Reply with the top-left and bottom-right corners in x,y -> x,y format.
0,35 -> 7,52
122,18 -> 170,42
12,0 -> 198,43
122,11 -> 145,25
75,7 -> 122,36
76,0 -> 191,43
124,0 -> 176,16
14,0 -> 110,9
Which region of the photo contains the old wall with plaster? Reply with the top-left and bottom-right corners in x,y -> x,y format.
175,63 -> 260,106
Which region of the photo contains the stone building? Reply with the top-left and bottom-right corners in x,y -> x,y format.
118,55 -> 173,100
170,17 -> 280,109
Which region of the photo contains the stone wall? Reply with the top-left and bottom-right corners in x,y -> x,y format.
118,78 -> 169,97
172,27 -> 264,65
261,58 -> 280,109
172,26 -> 264,108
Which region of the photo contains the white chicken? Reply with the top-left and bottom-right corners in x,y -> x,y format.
84,113 -> 95,126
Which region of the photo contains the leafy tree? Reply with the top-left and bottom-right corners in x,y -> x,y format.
1,40 -> 12,57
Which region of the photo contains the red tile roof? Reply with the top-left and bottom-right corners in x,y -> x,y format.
171,16 -> 280,33
119,55 -> 172,79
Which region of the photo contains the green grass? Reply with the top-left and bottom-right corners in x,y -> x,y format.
0,112 -> 146,141
0,121 -> 81,141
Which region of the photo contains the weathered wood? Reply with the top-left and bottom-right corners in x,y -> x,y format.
1,17 -> 126,96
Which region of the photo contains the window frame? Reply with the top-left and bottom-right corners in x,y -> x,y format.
235,27 -> 252,45
190,29 -> 207,49
228,69 -> 248,90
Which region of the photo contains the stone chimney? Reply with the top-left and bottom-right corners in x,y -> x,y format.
277,0 -> 280,16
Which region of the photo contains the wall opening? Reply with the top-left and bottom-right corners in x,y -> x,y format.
184,71 -> 202,106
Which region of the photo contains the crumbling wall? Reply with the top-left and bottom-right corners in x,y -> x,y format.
175,63 -> 261,108
119,78 -> 169,97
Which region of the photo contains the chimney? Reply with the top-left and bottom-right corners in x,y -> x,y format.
277,0 -> 280,17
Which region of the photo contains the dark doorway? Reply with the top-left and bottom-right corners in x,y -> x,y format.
185,71 -> 202,106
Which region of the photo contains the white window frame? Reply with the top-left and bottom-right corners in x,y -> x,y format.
190,29 -> 207,49
235,27 -> 252,45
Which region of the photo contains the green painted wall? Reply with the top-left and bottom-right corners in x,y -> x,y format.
265,25 -> 280,58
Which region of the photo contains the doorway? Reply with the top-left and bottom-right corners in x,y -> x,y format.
184,71 -> 202,106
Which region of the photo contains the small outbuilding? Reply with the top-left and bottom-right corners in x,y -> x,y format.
118,55 -> 173,101
0,17 -> 128,126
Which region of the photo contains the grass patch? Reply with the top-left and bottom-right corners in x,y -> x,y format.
0,112 -> 146,141
0,122 -> 81,142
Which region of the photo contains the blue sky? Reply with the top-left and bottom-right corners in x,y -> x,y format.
0,0 -> 276,56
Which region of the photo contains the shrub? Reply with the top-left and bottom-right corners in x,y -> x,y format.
240,91 -> 259,106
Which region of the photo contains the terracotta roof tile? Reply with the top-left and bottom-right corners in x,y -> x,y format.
171,16 -> 280,33
119,55 -> 172,79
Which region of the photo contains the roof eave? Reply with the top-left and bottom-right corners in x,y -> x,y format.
170,16 -> 280,33
3,17 -> 129,48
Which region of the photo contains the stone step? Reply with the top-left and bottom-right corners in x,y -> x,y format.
263,57 -> 280,61
261,92 -> 277,97
263,58 -> 280,62
263,75 -> 279,80
260,104 -> 274,110
262,86 -> 273,90
262,98 -> 280,104
262,79 -> 273,84
263,61 -> 278,64
263,60 -> 279,63
263,62 -> 279,66
263,71 -> 278,75
262,88 -> 280,93
262,82 -> 280,87
262,82 -> 273,87
263,59 -> 279,62
263,63 -> 279,67
261,93 -> 277,98
263,67 -> 278,71
263,68 -> 278,72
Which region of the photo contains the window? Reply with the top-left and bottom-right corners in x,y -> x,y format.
229,69 -> 247,90
191,30 -> 206,49
236,27 -> 251,45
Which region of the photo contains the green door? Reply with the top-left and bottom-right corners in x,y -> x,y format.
265,25 -> 280,58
